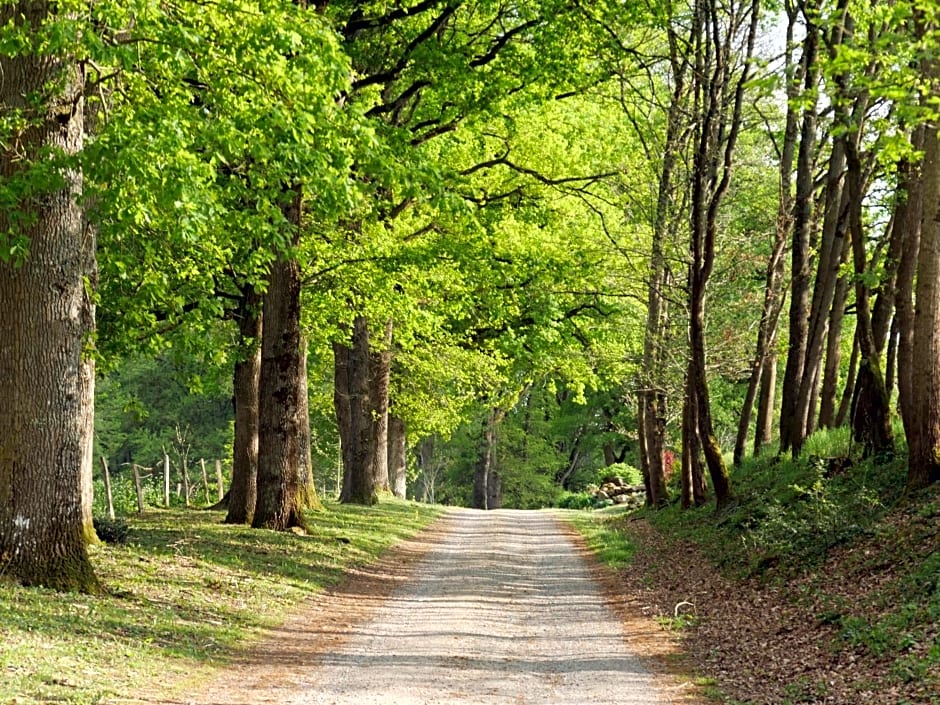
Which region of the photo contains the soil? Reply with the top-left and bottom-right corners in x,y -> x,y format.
121,508 -> 705,705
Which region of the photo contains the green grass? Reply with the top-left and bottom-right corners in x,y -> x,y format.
0,499 -> 442,704
558,506 -> 637,569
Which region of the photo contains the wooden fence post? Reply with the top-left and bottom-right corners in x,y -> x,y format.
215,459 -> 224,501
200,458 -> 210,504
100,456 -> 115,520
132,464 -> 145,514
164,453 -> 171,507
181,458 -> 190,507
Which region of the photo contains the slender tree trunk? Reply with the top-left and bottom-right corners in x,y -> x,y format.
226,287 -> 262,524
473,408 -> 504,510
296,337 -> 321,509
893,126 -> 924,437
681,370 -> 707,508
388,414 -> 407,499
252,189 -> 308,531
0,7 -> 99,591
338,316 -> 377,504
754,351 -> 777,455
835,330 -> 859,427
908,62 -> 940,489
818,247 -> 852,429
780,6 -> 820,455
845,126 -> 893,458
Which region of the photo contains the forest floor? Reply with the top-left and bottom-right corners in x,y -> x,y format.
110,508 -> 701,705
614,503 -> 940,705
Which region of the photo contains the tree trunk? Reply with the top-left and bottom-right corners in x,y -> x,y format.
296,337 -> 321,509
845,122 -> 894,458
818,248 -> 852,429
908,67 -> 940,489
226,286 -> 261,524
388,415 -> 407,499
370,320 -> 393,493
338,316 -> 377,504
780,6 -> 820,455
473,409 -> 501,510
681,370 -> 707,508
0,7 -> 99,591
686,0 -> 759,510
754,351 -> 777,456
835,330 -> 859,427
252,189 -> 308,531
892,126 -> 924,438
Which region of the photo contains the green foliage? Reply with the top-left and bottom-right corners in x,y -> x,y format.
562,510 -> 637,569
92,517 -> 129,545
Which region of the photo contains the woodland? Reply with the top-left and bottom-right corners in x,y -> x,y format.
1,0 -> 940,623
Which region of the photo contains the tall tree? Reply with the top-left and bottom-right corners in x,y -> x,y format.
0,2 -> 99,591
686,0 -> 760,509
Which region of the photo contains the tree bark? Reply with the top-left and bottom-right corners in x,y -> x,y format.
754,350 -> 777,456
908,64 -> 940,489
780,4 -> 820,455
226,287 -> 262,524
0,4 -> 99,591
338,316 -> 377,504
388,414 -> 407,498
893,126 -> 924,438
818,243 -> 852,429
473,409 -> 502,510
370,320 -> 393,493
252,189 -> 308,531
296,337 -> 321,509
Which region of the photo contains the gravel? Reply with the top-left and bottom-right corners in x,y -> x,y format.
186,508 -> 666,705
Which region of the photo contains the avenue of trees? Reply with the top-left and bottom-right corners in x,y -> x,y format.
2,0 -> 940,591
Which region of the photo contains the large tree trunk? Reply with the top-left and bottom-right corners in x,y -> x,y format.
226,287 -> 262,524
388,415 -> 407,499
0,8 -> 99,591
895,126 -> 925,437
907,67 -> 940,489
779,5 -> 820,455
337,316 -> 377,504
370,320 -> 393,493
252,190 -> 308,531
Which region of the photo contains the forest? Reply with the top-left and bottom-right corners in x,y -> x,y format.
2,0 -> 940,598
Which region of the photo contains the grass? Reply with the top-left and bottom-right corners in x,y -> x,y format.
559,505 -> 637,569
0,498 -> 443,705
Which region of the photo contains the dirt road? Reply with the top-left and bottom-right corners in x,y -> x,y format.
188,508 -> 668,705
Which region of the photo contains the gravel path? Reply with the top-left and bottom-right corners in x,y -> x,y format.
189,508 -> 666,705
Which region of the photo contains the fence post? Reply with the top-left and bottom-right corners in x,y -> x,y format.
215,459 -> 224,502
100,456 -> 115,520
132,464 -> 145,514
181,458 -> 190,507
164,453 -> 171,508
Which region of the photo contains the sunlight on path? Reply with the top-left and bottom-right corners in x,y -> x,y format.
288,509 -> 662,705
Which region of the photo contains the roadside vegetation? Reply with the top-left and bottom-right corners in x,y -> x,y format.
569,429 -> 940,704
0,501 -> 441,705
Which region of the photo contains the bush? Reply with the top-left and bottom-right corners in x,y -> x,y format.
557,492 -> 594,510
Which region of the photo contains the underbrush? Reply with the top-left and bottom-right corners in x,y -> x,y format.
0,499 -> 442,705
637,427 -> 940,701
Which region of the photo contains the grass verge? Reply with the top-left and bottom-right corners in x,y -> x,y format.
0,498 -> 442,705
